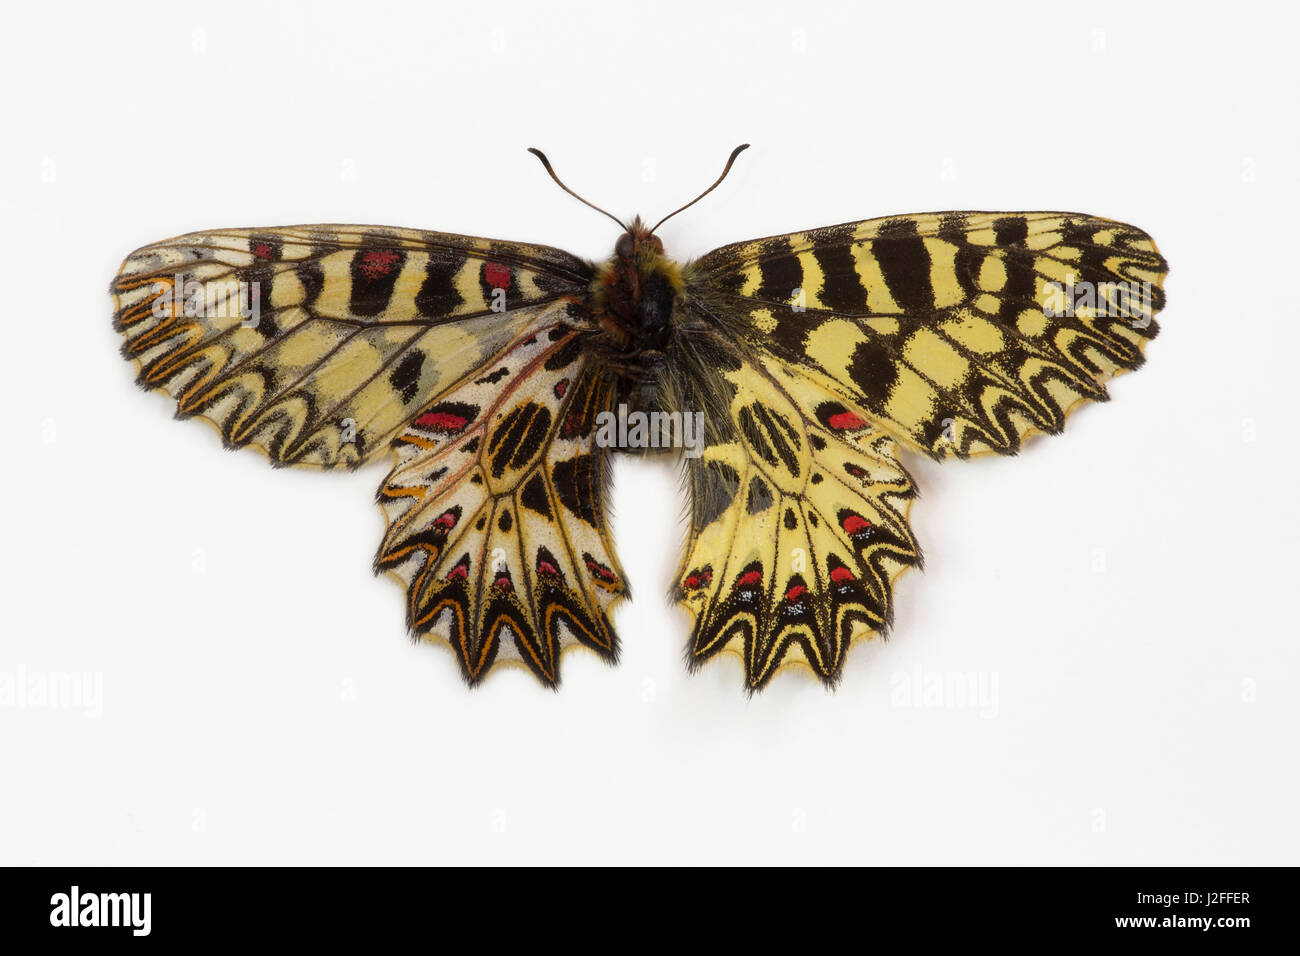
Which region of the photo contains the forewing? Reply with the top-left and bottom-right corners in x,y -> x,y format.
111,225 -> 591,467
686,212 -> 1168,458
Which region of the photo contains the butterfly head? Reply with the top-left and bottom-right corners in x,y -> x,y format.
614,216 -> 665,260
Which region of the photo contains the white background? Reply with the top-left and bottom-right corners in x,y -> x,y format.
2,0 -> 1295,865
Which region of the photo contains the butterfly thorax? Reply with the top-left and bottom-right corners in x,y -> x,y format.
588,217 -> 684,381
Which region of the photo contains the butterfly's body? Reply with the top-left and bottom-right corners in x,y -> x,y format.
586,217 -> 683,401
113,151 -> 1168,691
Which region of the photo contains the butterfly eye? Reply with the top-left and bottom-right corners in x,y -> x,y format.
615,234 -> 635,258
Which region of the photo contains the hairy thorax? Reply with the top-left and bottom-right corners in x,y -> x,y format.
587,218 -> 685,388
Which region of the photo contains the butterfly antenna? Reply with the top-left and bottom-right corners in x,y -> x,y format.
650,143 -> 750,234
527,148 -> 629,232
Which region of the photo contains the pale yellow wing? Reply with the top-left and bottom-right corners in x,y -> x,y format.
686,211 -> 1168,458
111,225 -> 590,467
374,310 -> 627,686
674,353 -> 920,690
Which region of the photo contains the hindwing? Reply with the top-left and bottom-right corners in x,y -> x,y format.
375,304 -> 625,685
675,353 -> 920,690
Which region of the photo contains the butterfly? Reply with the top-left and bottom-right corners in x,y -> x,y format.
111,145 -> 1168,692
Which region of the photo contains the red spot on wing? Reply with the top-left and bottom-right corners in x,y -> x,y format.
584,556 -> 617,584
784,583 -> 807,602
432,511 -> 457,530
414,411 -> 470,433
842,514 -> 872,535
359,249 -> 401,279
735,569 -> 762,588
537,560 -> 561,577
446,564 -> 468,581
682,567 -> 713,591
830,565 -> 855,583
484,262 -> 511,290
493,575 -> 513,592
827,411 -> 868,431
251,242 -> 275,260
554,379 -> 569,398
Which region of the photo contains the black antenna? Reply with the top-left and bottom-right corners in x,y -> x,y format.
650,144 -> 750,234
527,148 -> 629,232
